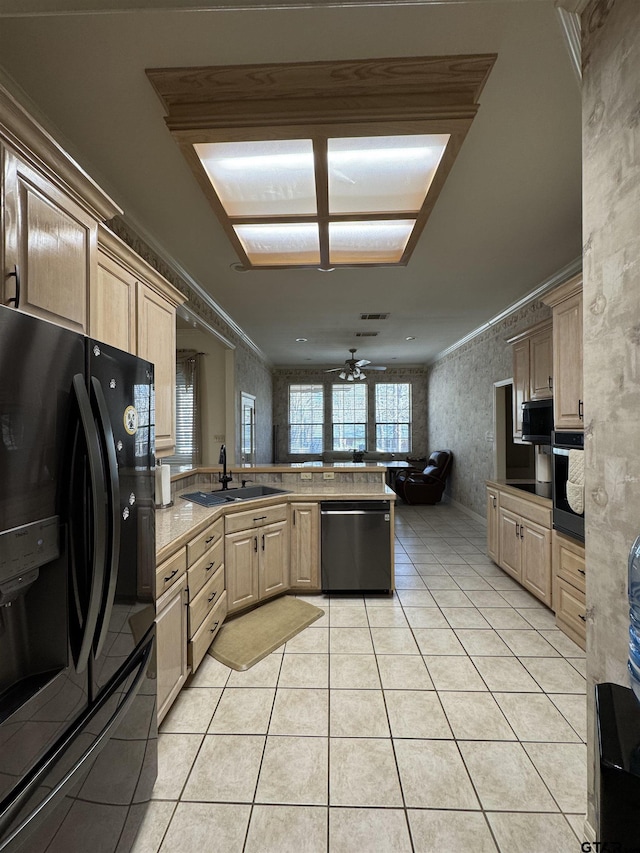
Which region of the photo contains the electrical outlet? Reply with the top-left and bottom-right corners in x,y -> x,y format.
300,472 -> 313,480
323,471 -> 335,480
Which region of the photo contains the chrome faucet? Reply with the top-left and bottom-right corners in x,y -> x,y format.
218,444 -> 233,490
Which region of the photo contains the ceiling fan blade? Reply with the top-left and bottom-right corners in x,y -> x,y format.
355,359 -> 371,367
324,367 -> 343,372
367,365 -> 387,371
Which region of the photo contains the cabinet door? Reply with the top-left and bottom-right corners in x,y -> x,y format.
4,148 -> 96,333
137,282 -> 177,455
290,503 -> 320,589
260,520 -> 290,600
486,488 -> 499,564
521,520 -> 552,607
553,292 -> 583,429
225,530 -> 259,613
498,508 -> 521,580
156,575 -> 188,725
529,327 -> 553,400
91,248 -> 137,352
512,340 -> 530,438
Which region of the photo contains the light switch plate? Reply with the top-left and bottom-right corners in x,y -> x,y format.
323,471 -> 335,480
300,472 -> 313,480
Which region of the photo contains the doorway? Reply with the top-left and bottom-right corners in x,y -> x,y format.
494,380 -> 534,480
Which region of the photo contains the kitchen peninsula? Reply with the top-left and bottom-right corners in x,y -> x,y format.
155,463 -> 396,722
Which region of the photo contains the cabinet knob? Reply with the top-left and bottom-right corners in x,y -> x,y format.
205,561 -> 215,573
209,621 -> 220,634
548,375 -> 553,390
515,522 -> 520,538
205,535 -> 215,544
578,568 -> 586,576
578,399 -> 584,420
163,568 -> 178,583
579,613 -> 586,622
208,591 -> 218,603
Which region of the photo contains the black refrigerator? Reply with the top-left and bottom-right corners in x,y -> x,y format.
0,305 -> 157,852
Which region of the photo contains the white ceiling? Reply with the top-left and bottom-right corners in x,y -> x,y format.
0,0 -> 582,368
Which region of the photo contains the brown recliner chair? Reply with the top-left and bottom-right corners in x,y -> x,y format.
394,450 -> 453,505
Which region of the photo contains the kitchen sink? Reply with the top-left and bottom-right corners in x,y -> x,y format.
180,485 -> 289,508
217,485 -> 289,501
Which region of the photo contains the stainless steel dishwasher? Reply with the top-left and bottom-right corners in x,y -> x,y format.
320,501 -> 392,592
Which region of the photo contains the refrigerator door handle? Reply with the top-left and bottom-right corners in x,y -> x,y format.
71,374 -> 108,674
0,630 -> 154,851
89,376 -> 121,659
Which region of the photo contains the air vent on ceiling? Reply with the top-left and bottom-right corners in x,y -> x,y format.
355,332 -> 379,337
360,313 -> 389,320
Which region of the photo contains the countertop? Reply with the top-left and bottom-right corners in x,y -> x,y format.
169,462 -> 407,481
156,481 -> 396,562
486,479 -> 552,507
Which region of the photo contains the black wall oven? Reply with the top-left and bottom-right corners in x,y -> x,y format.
552,430 -> 584,542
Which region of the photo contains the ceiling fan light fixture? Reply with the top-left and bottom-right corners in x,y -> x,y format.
338,370 -> 347,379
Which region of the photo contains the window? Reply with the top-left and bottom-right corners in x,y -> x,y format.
168,350 -> 202,466
332,384 -> 367,450
173,359 -> 195,463
375,383 -> 412,452
289,384 -> 323,454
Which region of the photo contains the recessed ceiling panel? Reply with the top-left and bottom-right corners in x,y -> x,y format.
329,220 -> 414,264
194,139 -> 316,217
234,222 -> 320,266
327,134 -> 450,214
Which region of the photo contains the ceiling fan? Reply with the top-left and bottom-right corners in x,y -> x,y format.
325,348 -> 387,381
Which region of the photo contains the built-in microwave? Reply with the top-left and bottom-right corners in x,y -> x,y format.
521,398 -> 553,444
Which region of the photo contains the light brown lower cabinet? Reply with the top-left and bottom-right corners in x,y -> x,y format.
156,574 -> 188,725
188,591 -> 227,673
225,519 -> 290,614
486,487 -> 499,565
488,484 -> 552,609
553,530 -> 586,650
290,502 -> 320,591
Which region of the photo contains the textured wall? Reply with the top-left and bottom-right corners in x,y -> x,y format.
582,0 -> 640,832
272,367 -> 428,463
427,300 -> 552,517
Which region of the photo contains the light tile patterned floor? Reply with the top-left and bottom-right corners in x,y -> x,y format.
133,503 -> 586,853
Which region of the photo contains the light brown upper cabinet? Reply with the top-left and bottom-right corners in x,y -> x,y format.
507,320 -> 553,439
93,226 -> 186,456
543,276 -> 583,431
1,85 -> 120,332
94,245 -> 138,353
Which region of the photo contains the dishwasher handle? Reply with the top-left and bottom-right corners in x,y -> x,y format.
321,509 -> 389,516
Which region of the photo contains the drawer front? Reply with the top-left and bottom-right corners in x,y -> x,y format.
225,502 -> 288,535
556,577 -> 586,649
499,492 -> 551,528
187,517 -> 224,566
188,590 -> 227,673
188,537 -> 224,599
554,532 -> 586,594
156,547 -> 187,598
188,564 -> 225,637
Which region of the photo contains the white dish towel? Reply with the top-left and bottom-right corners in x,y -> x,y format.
567,448 -> 585,515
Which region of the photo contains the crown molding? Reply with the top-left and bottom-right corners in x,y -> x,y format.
430,256 -> 583,365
